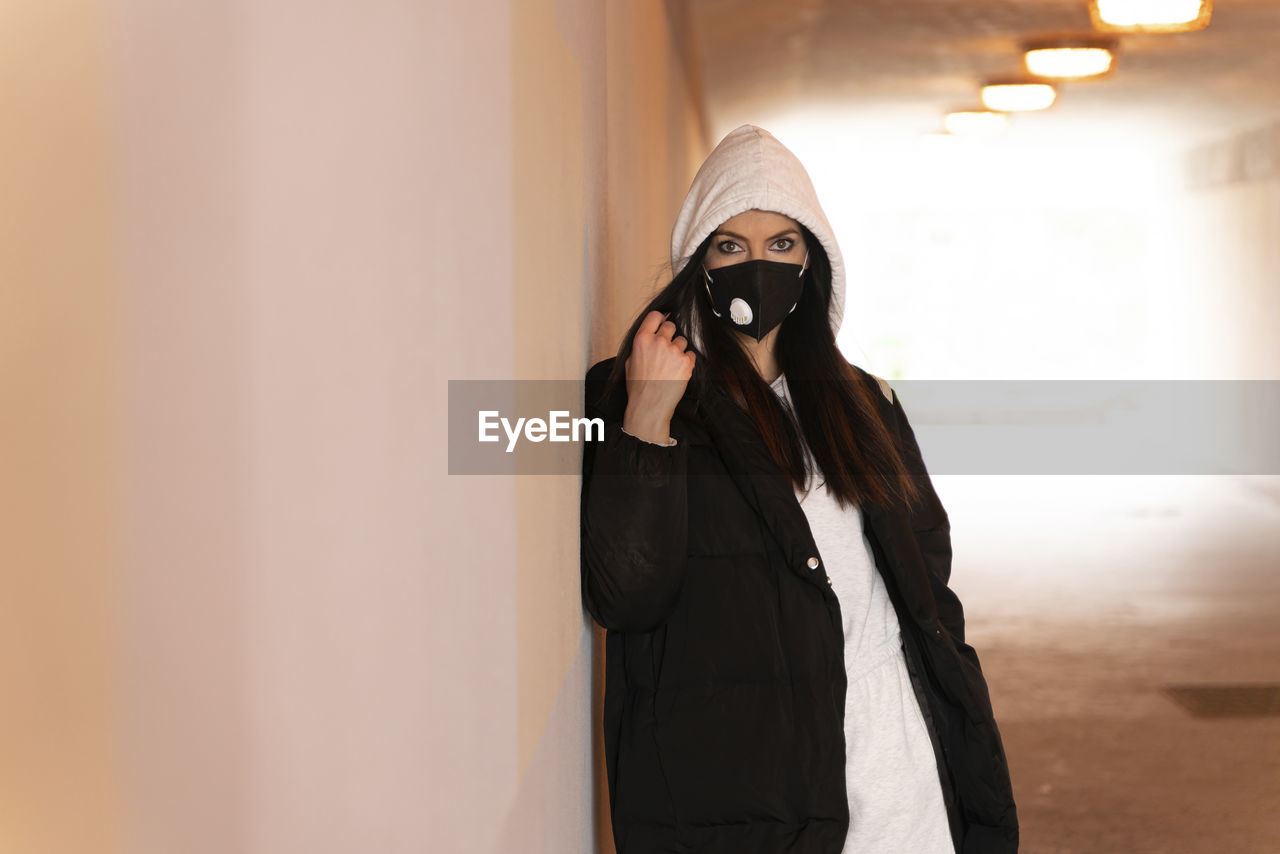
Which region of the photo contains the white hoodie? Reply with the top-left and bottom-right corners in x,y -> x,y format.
668,124 -> 892,403
669,124 -> 846,355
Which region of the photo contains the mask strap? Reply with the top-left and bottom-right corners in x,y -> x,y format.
799,249 -> 810,277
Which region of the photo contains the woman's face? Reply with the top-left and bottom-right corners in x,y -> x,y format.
704,209 -> 808,271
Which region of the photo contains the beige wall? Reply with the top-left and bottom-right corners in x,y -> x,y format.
1172,184 -> 1280,380
1169,123 -> 1280,480
508,2 -> 705,852
0,1 -> 120,852
1162,121 -> 1280,381
1,1 -> 702,853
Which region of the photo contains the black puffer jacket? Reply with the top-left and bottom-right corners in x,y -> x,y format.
580,355 -> 1019,853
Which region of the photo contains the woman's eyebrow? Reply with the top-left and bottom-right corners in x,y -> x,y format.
714,229 -> 800,241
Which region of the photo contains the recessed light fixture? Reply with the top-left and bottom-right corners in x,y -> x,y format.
1090,0 -> 1213,33
980,81 -> 1057,112
944,110 -> 1010,138
1023,36 -> 1118,80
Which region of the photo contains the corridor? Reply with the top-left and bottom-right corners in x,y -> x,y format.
2,1 -> 1276,853
946,475 -> 1280,852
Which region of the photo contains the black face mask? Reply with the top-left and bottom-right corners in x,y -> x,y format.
701,251 -> 808,342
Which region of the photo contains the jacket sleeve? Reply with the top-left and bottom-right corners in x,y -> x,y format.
887,386 -> 969,647
579,362 -> 689,633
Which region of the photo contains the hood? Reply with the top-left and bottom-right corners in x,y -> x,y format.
670,124 -> 846,352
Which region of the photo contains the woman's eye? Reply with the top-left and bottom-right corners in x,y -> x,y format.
717,240 -> 741,253
772,238 -> 795,252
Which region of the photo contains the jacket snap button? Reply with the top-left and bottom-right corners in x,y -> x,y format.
826,576 -> 832,585
806,556 -> 820,570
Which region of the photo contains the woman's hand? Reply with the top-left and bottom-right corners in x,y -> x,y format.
623,310 -> 695,444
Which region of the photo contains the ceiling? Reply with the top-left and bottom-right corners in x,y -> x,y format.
680,0 -> 1280,150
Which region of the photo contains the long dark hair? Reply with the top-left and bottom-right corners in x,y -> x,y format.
601,224 -> 923,512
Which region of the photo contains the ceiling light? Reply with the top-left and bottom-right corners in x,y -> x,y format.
1090,0 -> 1212,33
944,110 -> 1010,138
980,82 -> 1057,112
1023,37 -> 1118,80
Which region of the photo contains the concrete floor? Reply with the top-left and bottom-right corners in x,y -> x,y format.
938,475 -> 1280,854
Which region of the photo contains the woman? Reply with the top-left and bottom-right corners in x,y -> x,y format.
580,125 -> 1018,854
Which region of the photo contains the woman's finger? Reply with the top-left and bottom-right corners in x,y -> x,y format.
638,309 -> 668,336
